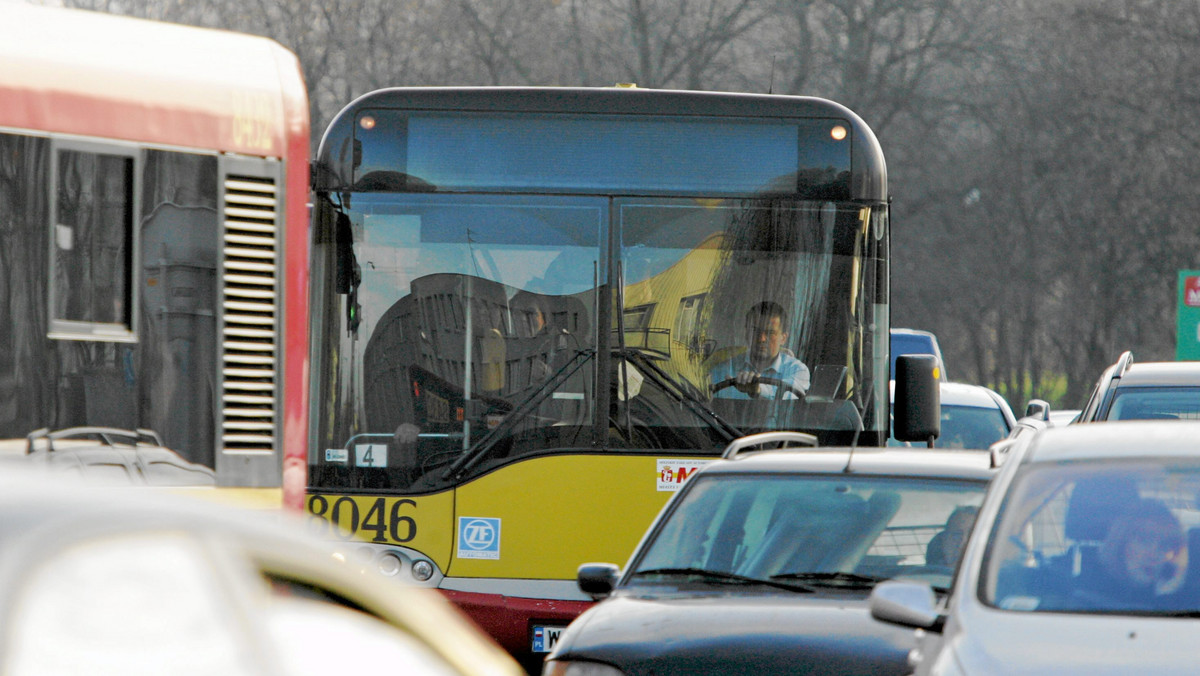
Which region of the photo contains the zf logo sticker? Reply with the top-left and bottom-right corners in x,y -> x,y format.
457,517 -> 500,559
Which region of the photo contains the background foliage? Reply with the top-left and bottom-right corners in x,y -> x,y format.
56,0 -> 1200,410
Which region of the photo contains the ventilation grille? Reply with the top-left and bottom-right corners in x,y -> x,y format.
219,175 -> 280,455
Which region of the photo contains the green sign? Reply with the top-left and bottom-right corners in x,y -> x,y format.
1177,270 -> 1200,360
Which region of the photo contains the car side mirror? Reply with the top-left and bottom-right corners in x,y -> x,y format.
988,437 -> 1018,468
1023,399 -> 1050,421
868,580 -> 945,633
577,562 -> 620,600
893,355 -> 940,446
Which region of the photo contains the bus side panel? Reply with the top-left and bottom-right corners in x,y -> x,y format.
447,454 -> 709,580
0,134 -> 225,472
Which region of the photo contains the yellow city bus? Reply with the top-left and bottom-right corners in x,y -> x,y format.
306,86 -> 893,666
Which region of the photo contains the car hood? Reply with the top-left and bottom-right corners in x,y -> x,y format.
553,590 -> 914,674
946,608 -> 1198,675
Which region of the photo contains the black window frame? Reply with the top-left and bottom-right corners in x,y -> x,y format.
48,139 -> 140,343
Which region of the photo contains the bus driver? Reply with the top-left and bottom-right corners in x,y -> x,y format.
710,301 -> 811,400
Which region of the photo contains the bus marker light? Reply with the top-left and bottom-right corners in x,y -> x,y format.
831,125 -> 848,141
411,560 -> 434,582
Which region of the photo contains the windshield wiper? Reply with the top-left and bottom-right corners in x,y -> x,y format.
768,571 -> 886,590
617,348 -> 743,442
631,567 -> 814,593
442,349 -> 594,481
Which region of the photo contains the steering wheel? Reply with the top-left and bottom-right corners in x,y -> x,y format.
710,375 -> 807,401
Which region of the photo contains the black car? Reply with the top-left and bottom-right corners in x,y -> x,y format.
1077,351 -> 1200,422
542,443 -> 996,675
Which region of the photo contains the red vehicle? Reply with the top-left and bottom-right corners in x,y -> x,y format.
0,3 -> 310,509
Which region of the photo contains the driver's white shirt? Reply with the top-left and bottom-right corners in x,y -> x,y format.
710,352 -> 811,400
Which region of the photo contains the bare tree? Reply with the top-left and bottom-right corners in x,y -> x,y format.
560,0 -> 773,89
50,0 -> 1200,413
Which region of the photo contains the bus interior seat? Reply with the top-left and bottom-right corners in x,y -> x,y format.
807,365 -> 847,402
1065,475 -> 1139,541
1059,475 -> 1140,574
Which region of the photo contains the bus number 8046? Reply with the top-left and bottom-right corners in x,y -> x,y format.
308,495 -> 417,543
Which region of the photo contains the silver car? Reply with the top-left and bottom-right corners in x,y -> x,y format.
870,421 -> 1200,675
0,469 -> 524,676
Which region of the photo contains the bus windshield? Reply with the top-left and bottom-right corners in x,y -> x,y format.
311,192 -> 885,493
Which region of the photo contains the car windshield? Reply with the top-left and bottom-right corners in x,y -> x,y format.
1108,387 -> 1200,421
937,405 -> 1011,448
630,473 -> 987,592
983,457 -> 1200,615
888,404 -> 1010,449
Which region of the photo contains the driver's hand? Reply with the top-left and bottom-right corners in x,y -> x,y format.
735,369 -> 760,397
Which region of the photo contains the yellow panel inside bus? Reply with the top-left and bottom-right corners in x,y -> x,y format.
447,454 -> 711,580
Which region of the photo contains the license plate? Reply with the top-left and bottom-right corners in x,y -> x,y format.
531,625 -> 566,653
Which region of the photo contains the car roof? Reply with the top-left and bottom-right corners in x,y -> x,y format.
1113,361 -> 1200,387
889,380 -> 1013,412
938,381 -> 1009,409
1021,420 -> 1200,464
700,447 -> 996,481
890,327 -> 938,338
0,471 -> 307,546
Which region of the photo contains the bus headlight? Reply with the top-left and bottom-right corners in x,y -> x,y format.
377,552 -> 403,577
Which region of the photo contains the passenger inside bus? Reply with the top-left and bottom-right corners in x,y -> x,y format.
509,291 -> 576,390
383,286 -> 593,482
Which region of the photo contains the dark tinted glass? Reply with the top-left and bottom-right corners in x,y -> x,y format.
353,110 -> 851,197
54,150 -> 133,325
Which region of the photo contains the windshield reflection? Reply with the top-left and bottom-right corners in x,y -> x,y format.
632,475 -> 986,592
312,194 -> 884,492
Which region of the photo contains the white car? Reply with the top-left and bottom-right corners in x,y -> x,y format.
870,421 -> 1200,675
890,381 -> 1016,449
